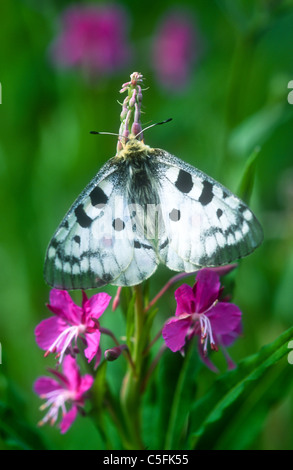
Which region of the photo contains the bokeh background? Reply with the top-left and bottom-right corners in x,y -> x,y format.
1,0 -> 293,450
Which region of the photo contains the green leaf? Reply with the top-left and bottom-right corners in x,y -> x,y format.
237,145 -> 261,204
0,372 -> 47,450
163,339 -> 200,450
125,291 -> 136,351
155,340 -> 200,450
0,401 -> 47,450
228,103 -> 288,158
189,326 -> 293,449
91,360 -> 108,411
89,360 -> 109,447
155,350 -> 185,449
119,287 -> 132,317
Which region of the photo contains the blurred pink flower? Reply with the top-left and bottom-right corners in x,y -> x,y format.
162,269 -> 242,371
35,289 -> 111,367
152,10 -> 198,91
51,4 -> 131,76
34,355 -> 93,433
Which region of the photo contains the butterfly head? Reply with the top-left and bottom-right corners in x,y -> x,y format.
116,133 -> 150,160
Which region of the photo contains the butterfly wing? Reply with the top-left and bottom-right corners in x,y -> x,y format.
45,144 -> 263,290
44,159 -> 158,289
154,149 -> 263,271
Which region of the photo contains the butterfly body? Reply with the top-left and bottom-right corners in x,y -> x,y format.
44,136 -> 263,290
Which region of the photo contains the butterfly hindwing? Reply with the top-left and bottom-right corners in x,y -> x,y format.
44,158 -> 158,289
155,150 -> 263,270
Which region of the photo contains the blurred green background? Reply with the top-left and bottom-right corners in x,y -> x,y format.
1,0 -> 293,450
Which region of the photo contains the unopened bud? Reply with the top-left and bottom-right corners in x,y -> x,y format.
104,344 -> 128,361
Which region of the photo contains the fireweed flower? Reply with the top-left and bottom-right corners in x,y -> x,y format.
50,4 -> 131,76
34,355 -> 93,433
152,10 -> 198,90
162,269 -> 242,370
35,289 -> 111,367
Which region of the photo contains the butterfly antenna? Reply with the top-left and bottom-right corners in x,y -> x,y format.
135,118 -> 172,139
90,130 -> 128,151
90,131 -> 121,137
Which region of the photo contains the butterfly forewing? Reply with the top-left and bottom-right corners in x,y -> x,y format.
44,157 -> 159,289
155,150 -> 263,269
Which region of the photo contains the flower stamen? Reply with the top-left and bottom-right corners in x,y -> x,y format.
45,324 -> 86,363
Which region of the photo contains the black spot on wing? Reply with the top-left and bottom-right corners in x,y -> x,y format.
199,180 -> 214,206
73,235 -> 81,244
113,218 -> 125,231
74,204 -> 93,228
90,185 -> 108,207
169,209 -> 181,221
175,170 -> 193,193
134,240 -> 153,250
159,238 -> 169,250
216,208 -> 223,219
50,238 -> 59,249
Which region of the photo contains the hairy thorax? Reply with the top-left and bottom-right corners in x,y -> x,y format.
115,136 -> 152,161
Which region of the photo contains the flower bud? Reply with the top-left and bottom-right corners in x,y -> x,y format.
104,344 -> 128,361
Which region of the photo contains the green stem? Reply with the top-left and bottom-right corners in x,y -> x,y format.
144,271 -> 197,313
120,284 -> 149,449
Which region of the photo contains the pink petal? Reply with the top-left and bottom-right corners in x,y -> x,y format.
162,315 -> 192,352
152,10 -> 197,90
33,377 -> 62,396
84,330 -> 101,364
194,269 -> 221,313
196,338 -> 219,373
84,292 -> 111,321
174,284 -> 195,316
60,405 -> 78,433
62,355 -> 81,391
48,289 -> 82,324
77,374 -> 94,398
51,5 -> 131,75
207,302 -> 242,340
94,346 -> 102,370
220,326 -> 243,347
34,316 -> 68,351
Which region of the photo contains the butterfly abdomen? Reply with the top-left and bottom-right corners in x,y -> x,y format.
122,150 -> 162,242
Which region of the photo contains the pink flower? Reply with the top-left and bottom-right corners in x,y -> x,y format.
152,10 -> 198,90
35,289 -> 111,367
34,355 -> 93,433
162,269 -> 242,370
50,4 -> 131,76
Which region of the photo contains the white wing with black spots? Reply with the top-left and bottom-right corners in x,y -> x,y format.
44,157 -> 158,289
155,150 -> 263,270
44,139 -> 263,290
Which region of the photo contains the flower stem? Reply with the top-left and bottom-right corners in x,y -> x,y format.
120,284 -> 149,449
100,327 -> 136,372
144,271 -> 198,313
140,343 -> 166,394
